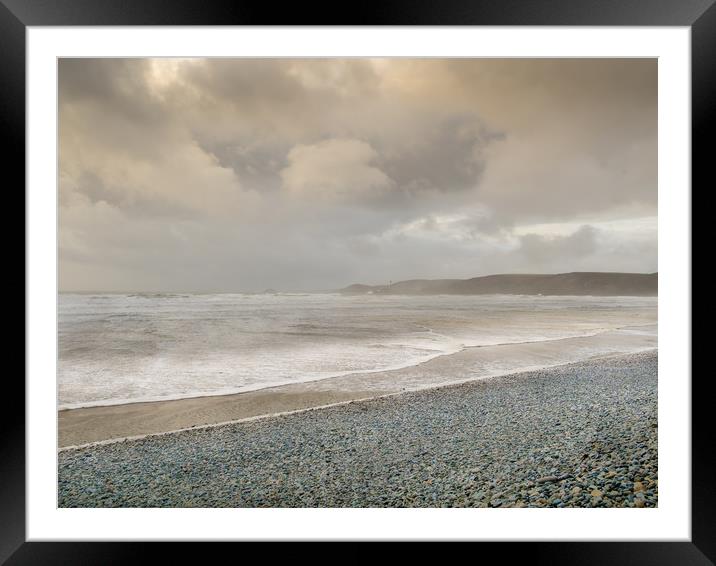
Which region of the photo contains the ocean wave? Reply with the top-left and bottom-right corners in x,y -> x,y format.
58,294 -> 657,410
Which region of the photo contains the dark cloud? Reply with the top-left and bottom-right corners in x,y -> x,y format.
196,138 -> 288,195
59,58 -> 165,125
378,114 -> 503,196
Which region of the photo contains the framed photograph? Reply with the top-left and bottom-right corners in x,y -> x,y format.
9,0 -> 706,561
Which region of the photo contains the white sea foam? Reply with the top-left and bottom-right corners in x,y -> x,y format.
58,293 -> 657,409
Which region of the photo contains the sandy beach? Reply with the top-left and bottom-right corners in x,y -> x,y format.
58,350 -> 657,508
58,387 -> 390,448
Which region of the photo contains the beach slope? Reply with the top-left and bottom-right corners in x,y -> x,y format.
59,351 -> 657,508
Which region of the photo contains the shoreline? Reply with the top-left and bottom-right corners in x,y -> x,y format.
58,326 -> 658,448
58,335 -> 656,449
59,350 -> 658,508
58,322 -> 657,412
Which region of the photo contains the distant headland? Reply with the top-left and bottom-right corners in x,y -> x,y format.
338,272 -> 658,296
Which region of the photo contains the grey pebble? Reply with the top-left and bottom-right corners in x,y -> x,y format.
59,351 -> 658,508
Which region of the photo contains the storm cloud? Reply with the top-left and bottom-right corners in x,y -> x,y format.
59,58 -> 657,292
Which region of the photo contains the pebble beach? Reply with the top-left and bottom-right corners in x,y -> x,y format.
58,350 -> 657,508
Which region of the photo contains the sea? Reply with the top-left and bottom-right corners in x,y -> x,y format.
58,293 -> 657,410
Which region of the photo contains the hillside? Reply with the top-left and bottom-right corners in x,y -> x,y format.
338,272 -> 658,296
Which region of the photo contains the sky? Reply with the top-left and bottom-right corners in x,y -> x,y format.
59,58 -> 657,292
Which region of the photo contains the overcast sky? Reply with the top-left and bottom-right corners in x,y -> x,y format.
59,58 -> 657,292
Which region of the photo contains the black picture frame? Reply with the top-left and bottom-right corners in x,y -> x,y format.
6,0 -> 707,561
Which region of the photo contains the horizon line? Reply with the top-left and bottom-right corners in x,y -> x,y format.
59,270 -> 658,295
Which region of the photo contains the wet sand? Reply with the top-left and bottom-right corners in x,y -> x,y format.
58,325 -> 656,448
58,387 -> 391,448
